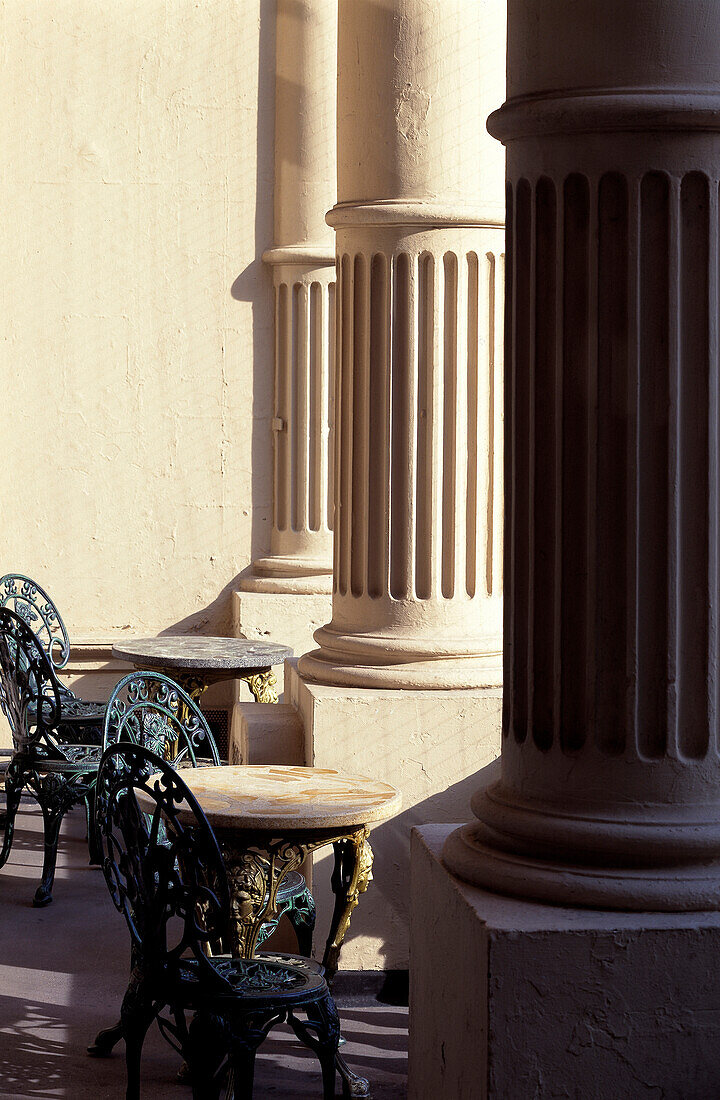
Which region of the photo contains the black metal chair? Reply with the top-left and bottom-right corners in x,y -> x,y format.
101,671 -> 315,950
0,574 -> 106,743
103,670 -> 222,766
89,671 -> 316,1066
0,607 -> 102,906
94,742 -> 340,1099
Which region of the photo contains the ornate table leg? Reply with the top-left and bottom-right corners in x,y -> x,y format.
323,832 -> 374,1099
242,669 -> 279,704
323,831 -> 374,1096
322,827 -> 373,979
166,672 -> 209,702
220,838 -> 309,957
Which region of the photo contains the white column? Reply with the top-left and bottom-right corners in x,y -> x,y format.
299,0 -> 505,688
444,0 -> 720,909
245,0 -> 336,594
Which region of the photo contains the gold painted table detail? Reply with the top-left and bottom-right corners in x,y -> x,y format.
111,636 -> 293,705
171,764 -> 402,977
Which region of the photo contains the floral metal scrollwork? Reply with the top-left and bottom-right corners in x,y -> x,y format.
103,671 -> 220,765
243,670 -> 279,704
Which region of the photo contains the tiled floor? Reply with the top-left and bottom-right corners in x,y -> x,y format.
0,802 -> 408,1098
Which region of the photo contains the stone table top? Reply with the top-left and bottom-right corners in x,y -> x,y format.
150,764 -> 402,830
111,636 -> 293,672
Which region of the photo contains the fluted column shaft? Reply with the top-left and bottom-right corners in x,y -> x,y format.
246,0 -> 336,594
444,0 -> 720,909
299,0 -> 506,688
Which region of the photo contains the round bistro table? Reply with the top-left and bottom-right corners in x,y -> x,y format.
161,763 -> 401,971
111,636 -> 293,705
139,764 -> 400,1099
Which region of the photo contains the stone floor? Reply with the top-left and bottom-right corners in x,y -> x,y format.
0,801 -> 408,1098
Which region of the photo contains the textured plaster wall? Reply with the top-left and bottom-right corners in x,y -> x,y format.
1,0 -> 275,639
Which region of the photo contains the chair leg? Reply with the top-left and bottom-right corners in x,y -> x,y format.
288,993 -> 341,1100
226,1011 -> 282,1100
230,1047 -> 258,1100
0,761 -> 23,870
121,974 -> 156,1100
288,885 -> 317,958
87,1018 -> 124,1057
188,1012 -> 230,1100
85,787 -> 103,866
33,791 -> 67,908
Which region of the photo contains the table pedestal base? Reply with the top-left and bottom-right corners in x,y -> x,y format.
160,668 -> 279,705
219,825 -> 373,977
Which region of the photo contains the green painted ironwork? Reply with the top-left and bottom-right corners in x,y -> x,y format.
0,607 -> 102,906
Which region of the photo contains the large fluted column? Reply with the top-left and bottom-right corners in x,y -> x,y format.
444,0 -> 720,910
299,0 -> 505,689
244,0 -> 336,594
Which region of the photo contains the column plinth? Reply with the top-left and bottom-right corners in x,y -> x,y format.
443,0 -> 720,910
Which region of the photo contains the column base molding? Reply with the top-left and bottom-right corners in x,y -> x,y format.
238,559 -> 333,596
299,626 -> 502,690
298,648 -> 502,690
410,824 -> 720,1100
442,814 -> 720,912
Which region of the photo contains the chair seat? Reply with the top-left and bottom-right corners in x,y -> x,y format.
276,869 -> 307,903
29,695 -> 106,725
32,745 -> 102,773
174,951 -> 327,1011
58,696 -> 107,723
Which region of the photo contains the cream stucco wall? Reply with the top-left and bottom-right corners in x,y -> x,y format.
1,0 -> 275,640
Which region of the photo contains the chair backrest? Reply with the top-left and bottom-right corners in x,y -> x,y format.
102,671 -> 220,765
94,743 -> 230,980
0,607 -> 61,751
0,575 -> 70,672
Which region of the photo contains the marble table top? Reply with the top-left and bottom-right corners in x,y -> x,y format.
152,764 -> 402,830
112,636 -> 293,672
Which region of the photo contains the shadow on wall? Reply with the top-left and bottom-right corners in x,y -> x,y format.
231,0 -> 277,569
159,571 -> 248,636
312,757 -> 502,974
371,756 -> 501,972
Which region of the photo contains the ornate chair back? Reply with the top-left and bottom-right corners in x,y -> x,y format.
0,606 -> 61,754
102,672 -> 220,765
0,575 -> 70,673
94,743 -> 230,985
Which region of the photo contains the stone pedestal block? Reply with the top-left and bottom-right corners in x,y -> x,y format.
229,702 -> 304,766
411,825 -> 720,1100
287,662 -> 501,969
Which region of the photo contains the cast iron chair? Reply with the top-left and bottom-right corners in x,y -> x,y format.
0,574 -> 109,859
0,574 -> 107,740
89,670 -> 316,1064
94,742 -> 340,1099
0,607 -> 102,905
104,670 -> 315,948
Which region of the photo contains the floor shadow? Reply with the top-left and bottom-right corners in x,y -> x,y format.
0,997 -> 67,1099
